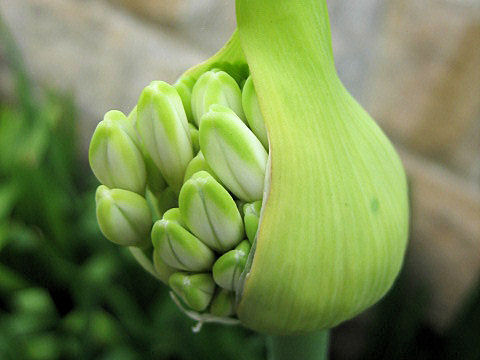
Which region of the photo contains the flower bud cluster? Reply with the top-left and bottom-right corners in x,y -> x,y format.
89,69 -> 268,318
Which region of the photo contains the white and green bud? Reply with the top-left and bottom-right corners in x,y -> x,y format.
95,185 -> 151,247
137,81 -> 193,192
169,272 -> 215,312
188,123 -> 200,154
128,107 -> 167,195
174,75 -> 195,123
243,201 -> 262,244
143,154 -> 167,196
210,289 -> 236,317
242,76 -> 268,149
191,70 -> 245,126
199,104 -> 267,202
89,110 -> 146,194
151,219 -> 215,272
183,151 -> 219,183
179,171 -> 244,253
153,247 -> 178,283
162,207 -> 186,227
212,240 -> 251,292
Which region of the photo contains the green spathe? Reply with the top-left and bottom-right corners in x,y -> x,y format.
136,81 -> 193,192
179,171 -> 244,253
89,110 -> 146,194
199,104 -> 267,202
151,219 -> 215,272
213,240 -> 251,291
95,185 -> 151,247
242,76 -> 268,149
243,201 -> 262,244
191,70 -> 245,126
169,272 -> 215,312
235,0 -> 409,334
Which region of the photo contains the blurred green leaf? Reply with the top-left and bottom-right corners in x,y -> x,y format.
24,333 -> 61,360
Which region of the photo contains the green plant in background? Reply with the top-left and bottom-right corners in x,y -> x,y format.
89,0 -> 409,357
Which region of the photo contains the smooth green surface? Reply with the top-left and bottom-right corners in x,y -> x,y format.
235,0 -> 409,334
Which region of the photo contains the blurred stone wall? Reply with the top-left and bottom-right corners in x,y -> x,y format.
0,0 -> 479,332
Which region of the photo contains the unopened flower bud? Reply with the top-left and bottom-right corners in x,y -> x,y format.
242,76 -> 268,149
162,207 -> 186,227
174,75 -> 195,123
210,289 -> 235,317
191,70 -> 245,126
243,201 -> 262,244
95,185 -> 151,247
179,171 -> 244,252
212,240 -> 251,291
183,151 -> 219,183
152,248 -> 177,283
199,105 -> 267,201
151,219 -> 215,272
137,81 -> 193,192
188,123 -> 200,154
89,111 -> 146,194
128,107 -> 167,195
169,272 -> 215,312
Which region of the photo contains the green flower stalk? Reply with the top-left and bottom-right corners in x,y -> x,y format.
88,0 -> 409,346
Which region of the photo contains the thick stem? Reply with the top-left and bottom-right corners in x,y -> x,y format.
268,330 -> 330,360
